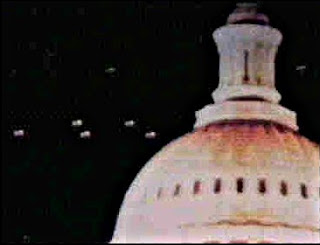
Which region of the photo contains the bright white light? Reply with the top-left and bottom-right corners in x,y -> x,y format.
145,131 -> 157,139
13,130 -> 24,137
124,120 -> 136,127
80,130 -> 91,138
72,119 -> 83,127
105,67 -> 116,74
296,65 -> 306,71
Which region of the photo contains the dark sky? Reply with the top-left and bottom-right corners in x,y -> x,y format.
2,1 -> 320,243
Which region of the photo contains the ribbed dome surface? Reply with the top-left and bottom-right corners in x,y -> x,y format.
157,121 -> 318,168
111,121 -> 319,243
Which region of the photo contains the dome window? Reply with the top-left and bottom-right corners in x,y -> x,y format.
258,179 -> 266,194
214,178 -> 221,194
300,183 -> 308,199
173,184 -> 181,197
280,181 -> 288,196
236,178 -> 244,193
157,187 -> 163,199
193,180 -> 201,195
243,50 -> 250,83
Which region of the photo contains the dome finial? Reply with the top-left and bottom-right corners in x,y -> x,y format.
227,2 -> 269,25
236,2 -> 259,9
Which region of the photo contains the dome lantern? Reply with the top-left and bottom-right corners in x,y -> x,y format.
194,3 -> 299,131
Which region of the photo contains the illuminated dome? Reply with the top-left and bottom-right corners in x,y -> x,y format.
111,3 -> 320,243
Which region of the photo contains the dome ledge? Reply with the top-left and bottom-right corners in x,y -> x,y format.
194,101 -> 298,131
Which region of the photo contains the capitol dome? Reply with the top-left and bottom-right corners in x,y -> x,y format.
111,3 -> 320,243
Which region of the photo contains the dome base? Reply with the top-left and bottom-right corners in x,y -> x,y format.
194,101 -> 298,131
212,85 -> 282,104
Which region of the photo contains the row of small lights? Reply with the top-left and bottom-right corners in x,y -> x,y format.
12,119 -> 91,139
124,120 -> 158,139
10,65 -> 157,140
8,65 -> 308,77
7,60 -> 307,140
10,120 -> 155,244
71,119 -> 91,139
12,119 -> 157,140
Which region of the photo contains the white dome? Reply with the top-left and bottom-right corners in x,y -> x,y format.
111,121 -> 320,243
110,3 -> 320,243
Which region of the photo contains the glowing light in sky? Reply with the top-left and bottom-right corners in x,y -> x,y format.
124,120 -> 136,127
80,130 -> 91,139
296,65 -> 306,71
105,67 -> 116,74
72,119 -> 83,127
13,129 -> 25,137
145,131 -> 157,139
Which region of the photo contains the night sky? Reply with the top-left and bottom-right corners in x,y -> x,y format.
2,1 -> 320,243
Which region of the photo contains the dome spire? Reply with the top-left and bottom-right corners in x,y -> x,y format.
194,3 -> 298,131
227,2 -> 269,25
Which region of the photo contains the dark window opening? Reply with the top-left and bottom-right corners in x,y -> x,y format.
193,180 -> 201,195
258,179 -> 266,194
280,181 -> 288,196
300,183 -> 308,199
227,96 -> 267,102
173,184 -> 181,197
232,19 -> 268,25
214,178 -> 221,194
157,187 -> 162,199
243,50 -> 249,83
237,178 -> 244,193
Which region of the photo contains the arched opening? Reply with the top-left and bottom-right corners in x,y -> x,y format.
173,184 -> 181,197
193,180 -> 201,195
157,187 -> 163,199
258,179 -> 266,194
300,183 -> 308,199
280,181 -> 288,196
243,50 -> 249,83
214,178 -> 221,194
237,177 -> 244,193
